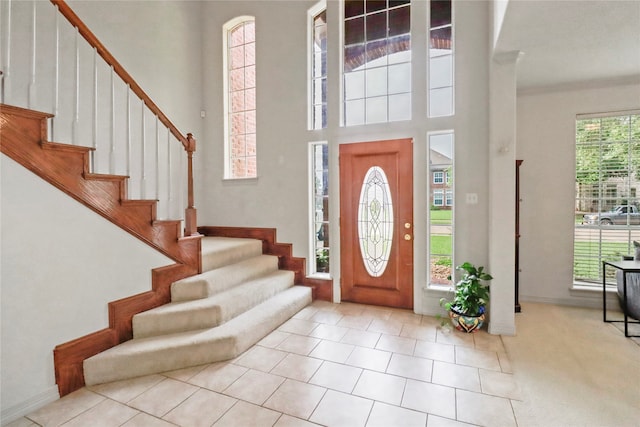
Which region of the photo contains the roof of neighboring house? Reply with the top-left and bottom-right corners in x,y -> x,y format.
430,149 -> 452,170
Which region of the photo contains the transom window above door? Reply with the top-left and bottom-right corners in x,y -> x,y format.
343,0 -> 411,126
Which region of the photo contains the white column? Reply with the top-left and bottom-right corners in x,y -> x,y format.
488,50 -> 523,336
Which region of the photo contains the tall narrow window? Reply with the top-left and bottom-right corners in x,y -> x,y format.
429,0 -> 453,117
574,112 -> 640,285
310,5 -> 327,130
343,0 -> 411,126
310,142 -> 330,275
429,131 -> 454,286
224,17 -> 256,179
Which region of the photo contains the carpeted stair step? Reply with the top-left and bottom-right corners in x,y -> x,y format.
171,254 -> 280,302
83,285 -> 312,385
133,269 -> 295,338
200,236 -> 263,272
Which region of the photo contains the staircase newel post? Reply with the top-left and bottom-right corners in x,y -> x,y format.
184,133 -> 198,236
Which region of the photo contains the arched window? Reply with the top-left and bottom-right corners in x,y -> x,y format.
224,17 -> 256,179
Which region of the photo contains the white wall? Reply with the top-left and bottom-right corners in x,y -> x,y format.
67,0 -> 204,140
517,80 -> 640,307
1,157 -> 171,423
198,0 -> 493,315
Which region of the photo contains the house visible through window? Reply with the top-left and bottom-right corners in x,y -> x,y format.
428,131 -> 454,286
574,112 -> 640,285
310,4 -> 327,130
224,17 -> 257,179
310,142 -> 330,275
343,0 -> 411,126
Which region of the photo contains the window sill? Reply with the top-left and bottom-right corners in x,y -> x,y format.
423,283 -> 453,293
570,282 -> 616,298
222,177 -> 259,183
307,273 -> 331,280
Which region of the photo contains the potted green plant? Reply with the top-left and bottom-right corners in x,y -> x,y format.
439,262 -> 493,333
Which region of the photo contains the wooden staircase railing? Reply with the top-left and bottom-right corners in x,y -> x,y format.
1,0 -> 203,397
50,0 -> 198,236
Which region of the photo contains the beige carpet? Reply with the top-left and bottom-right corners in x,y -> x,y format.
503,302 -> 640,427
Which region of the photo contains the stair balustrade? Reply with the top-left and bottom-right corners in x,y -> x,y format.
0,0 -> 197,236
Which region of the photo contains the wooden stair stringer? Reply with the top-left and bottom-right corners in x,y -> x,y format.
0,104 -> 200,270
198,226 -> 333,302
53,261 -> 199,397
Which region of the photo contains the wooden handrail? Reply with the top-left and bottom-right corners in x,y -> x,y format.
50,0 -> 198,235
50,0 -> 190,151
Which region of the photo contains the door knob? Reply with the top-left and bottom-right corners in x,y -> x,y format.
404,234 -> 412,241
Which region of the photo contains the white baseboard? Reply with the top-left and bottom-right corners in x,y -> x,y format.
1,386 -> 59,425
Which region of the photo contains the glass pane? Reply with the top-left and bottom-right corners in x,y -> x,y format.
345,17 -> 365,45
366,39 -> 388,66
245,88 -> 256,110
366,96 -> 388,124
430,54 -> 453,88
345,71 -> 366,100
388,35 -> 411,64
389,5 -> 410,36
313,105 -> 324,129
366,11 -> 388,41
429,86 -> 453,117
230,26 -> 244,47
358,166 -> 394,277
388,62 -> 411,94
245,21 -> 255,43
366,0 -> 387,14
389,0 -> 410,8
230,69 -> 244,91
245,42 -> 255,66
366,67 -> 388,97
388,93 -> 411,122
231,91 -> 245,113
345,44 -> 366,72
602,116 -> 631,142
230,46 -> 244,69
245,65 -> 256,88
231,113 -> 245,135
246,134 -> 256,155
429,132 -> 454,286
430,0 -> 451,28
345,0 -> 365,19
346,99 -> 366,126
313,53 -> 323,75
246,111 -> 256,134
430,27 -> 452,51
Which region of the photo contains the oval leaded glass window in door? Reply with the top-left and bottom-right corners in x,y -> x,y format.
358,166 -> 394,277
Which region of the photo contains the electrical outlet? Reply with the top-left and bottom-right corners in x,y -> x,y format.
466,193 -> 478,204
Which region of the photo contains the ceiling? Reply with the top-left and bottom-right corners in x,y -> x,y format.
495,0 -> 640,90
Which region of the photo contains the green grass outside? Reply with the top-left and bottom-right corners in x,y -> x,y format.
430,209 -> 452,224
431,234 -> 452,256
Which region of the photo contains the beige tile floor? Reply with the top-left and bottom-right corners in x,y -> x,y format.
8,300 -> 639,427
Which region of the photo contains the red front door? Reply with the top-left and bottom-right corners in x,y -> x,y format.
339,139 -> 414,309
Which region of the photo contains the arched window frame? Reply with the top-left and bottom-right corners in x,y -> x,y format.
223,16 -> 257,179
